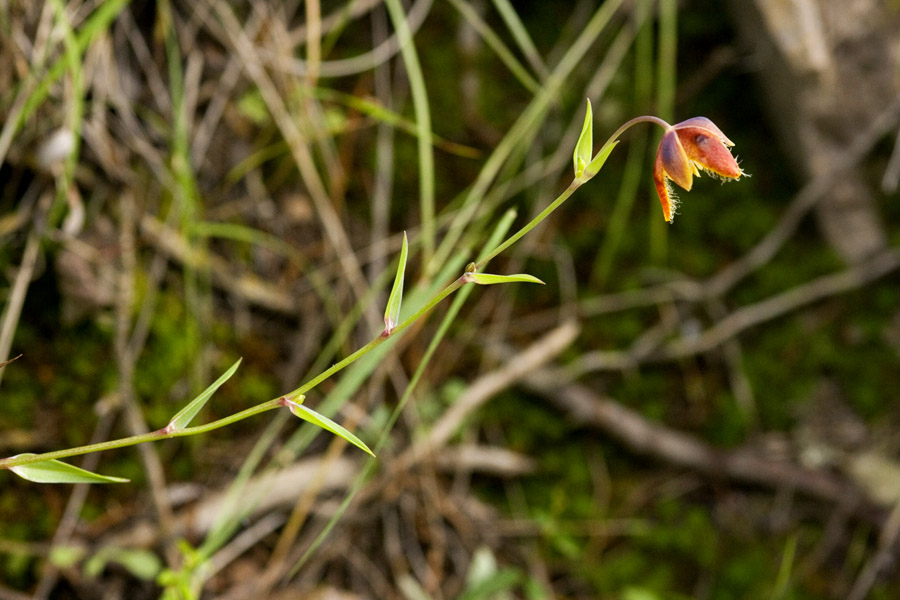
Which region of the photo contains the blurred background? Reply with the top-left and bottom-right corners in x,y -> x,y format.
2,0 -> 900,598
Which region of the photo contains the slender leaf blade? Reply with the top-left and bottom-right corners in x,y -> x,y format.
573,99 -> 593,177
9,455 -> 128,484
584,139 -> 620,179
168,358 -> 242,430
467,273 -> 545,285
286,402 -> 375,457
383,232 -> 408,333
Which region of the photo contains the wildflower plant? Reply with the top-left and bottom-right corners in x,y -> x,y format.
0,100 -> 744,484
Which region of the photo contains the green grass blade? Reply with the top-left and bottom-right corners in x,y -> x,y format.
10,455 -> 129,484
384,232 -> 409,332
0,0 -> 127,167
429,0 -> 626,277
313,88 -> 480,158
592,0 -> 654,287
167,359 -> 242,430
490,0 -> 548,78
384,0 -> 435,268
773,534 -> 798,599
447,0 -> 540,93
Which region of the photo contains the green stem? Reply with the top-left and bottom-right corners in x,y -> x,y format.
286,277 -> 466,397
1,264 -> 466,471
475,115 -> 669,273
1,399 -> 285,469
476,179 -> 582,271
2,114 -> 676,474
598,115 -> 670,156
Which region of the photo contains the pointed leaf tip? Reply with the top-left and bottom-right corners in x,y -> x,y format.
584,140 -> 619,179
467,273 -> 545,285
384,231 -> 408,333
10,455 -> 129,484
167,358 -> 242,431
573,99 -> 593,178
286,401 -> 376,457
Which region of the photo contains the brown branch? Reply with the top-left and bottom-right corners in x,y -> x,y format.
847,502 -> 900,600
661,249 -> 900,360
561,249 -> 900,374
406,321 -> 580,461
525,370 -> 881,518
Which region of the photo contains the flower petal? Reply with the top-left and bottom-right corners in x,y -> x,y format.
675,127 -> 743,180
658,129 -> 693,191
673,116 -> 734,146
654,150 -> 675,222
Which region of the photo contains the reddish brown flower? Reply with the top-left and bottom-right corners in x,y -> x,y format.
653,117 -> 744,222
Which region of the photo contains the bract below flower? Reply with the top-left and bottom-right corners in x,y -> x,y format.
653,117 -> 744,222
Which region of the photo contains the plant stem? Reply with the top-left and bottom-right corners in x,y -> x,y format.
598,115 -> 670,155
1,114 -> 674,474
286,277 -> 466,398
0,399 -> 285,469
0,267 -> 466,471
475,115 -> 669,273
476,179 -> 582,271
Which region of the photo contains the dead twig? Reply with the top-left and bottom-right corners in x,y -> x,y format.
208,0 -> 378,329
662,249 -> 900,360
525,371 -> 878,517
139,213 -> 298,314
0,191 -> 50,389
847,502 -> 900,600
407,320 -> 580,461
90,443 -> 531,552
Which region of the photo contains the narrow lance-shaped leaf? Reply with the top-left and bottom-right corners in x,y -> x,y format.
285,399 -> 376,458
573,99 -> 593,178
465,273 -> 545,285
167,358 -> 242,431
9,455 -> 129,484
383,231 -> 408,334
584,140 -> 619,179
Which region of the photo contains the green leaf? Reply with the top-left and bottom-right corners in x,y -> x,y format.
458,569 -> 521,600
286,401 -> 376,458
466,273 -> 545,285
84,547 -> 162,580
167,358 -> 242,431
384,231 -> 408,333
622,588 -> 662,600
9,455 -> 129,484
583,139 -> 619,179
49,545 -> 86,568
236,89 -> 269,125
573,99 -> 593,178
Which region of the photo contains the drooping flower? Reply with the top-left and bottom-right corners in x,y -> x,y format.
653,117 -> 744,222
